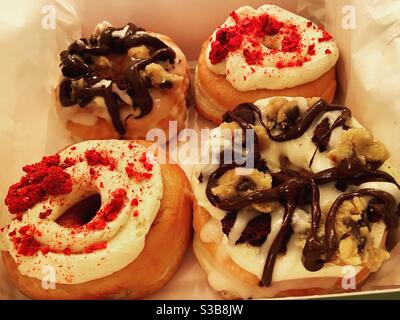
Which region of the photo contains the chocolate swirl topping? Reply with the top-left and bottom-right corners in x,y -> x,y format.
58,23 -> 176,135
205,100 -> 400,287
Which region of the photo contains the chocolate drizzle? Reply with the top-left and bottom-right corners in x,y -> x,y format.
267,100 -> 351,143
205,100 -> 400,287
59,23 -> 176,135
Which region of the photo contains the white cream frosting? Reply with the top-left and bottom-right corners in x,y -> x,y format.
192,96 -> 400,292
0,140 -> 163,284
205,5 -> 339,91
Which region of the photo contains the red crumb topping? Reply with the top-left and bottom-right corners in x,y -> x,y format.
62,157 -> 77,168
308,44 -> 316,55
39,209 -> 52,219
125,163 -> 152,182
40,247 -> 50,255
243,47 -> 264,65
128,143 -> 134,150
85,149 -> 116,170
9,225 -> 41,256
86,189 -> 127,231
63,248 -> 72,256
5,154 -> 73,215
70,146 -> 77,151
131,198 -> 139,206
133,211 -> 139,217
89,167 -> 99,180
139,153 -> 154,171
83,242 -> 107,253
318,30 -> 333,42
209,13 -> 283,65
281,25 -> 301,52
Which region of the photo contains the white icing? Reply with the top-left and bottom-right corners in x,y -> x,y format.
200,218 -> 222,244
112,25 -> 129,39
205,5 -> 339,91
291,208 -> 311,234
1,141 -> 163,284
92,79 -> 112,88
112,83 -> 133,106
194,237 -> 339,299
228,209 -> 258,244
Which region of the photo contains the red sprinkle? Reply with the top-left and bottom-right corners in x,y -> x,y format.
40,247 -> 50,255
62,157 -> 77,168
325,49 -> 332,54
131,198 -> 139,206
139,153 -> 154,171
308,44 -> 316,55
243,48 -> 264,65
83,242 -> 107,253
63,248 -> 72,256
133,211 -> 139,217
89,167 -> 99,180
9,225 -> 41,256
318,30 -> 333,42
307,21 -> 313,28
281,25 -> 302,52
86,189 -> 127,231
39,209 -> 52,219
85,149 -> 116,170
125,163 -> 152,182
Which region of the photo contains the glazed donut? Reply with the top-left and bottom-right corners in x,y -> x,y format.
56,21 -> 190,141
191,96 -> 400,299
0,140 -> 192,299
195,5 -> 338,124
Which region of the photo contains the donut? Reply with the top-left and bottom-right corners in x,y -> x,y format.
191,97 -> 400,299
195,5 -> 339,124
56,21 -> 190,141
0,140 -> 193,299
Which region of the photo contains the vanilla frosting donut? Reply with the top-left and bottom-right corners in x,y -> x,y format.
56,22 -> 189,141
206,5 -> 339,91
0,140 -> 162,284
195,5 -> 338,124
192,97 -> 400,299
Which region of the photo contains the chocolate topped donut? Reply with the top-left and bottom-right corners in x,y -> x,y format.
192,96 -> 400,298
56,22 -> 189,141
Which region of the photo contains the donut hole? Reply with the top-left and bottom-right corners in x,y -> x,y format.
261,36 -> 281,50
56,194 -> 102,228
